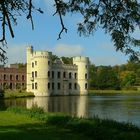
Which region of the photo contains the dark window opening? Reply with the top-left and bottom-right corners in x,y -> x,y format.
57,71 -> 61,79
69,72 -> 72,79
58,83 -> 60,90
52,71 -> 54,78
69,83 -> 72,89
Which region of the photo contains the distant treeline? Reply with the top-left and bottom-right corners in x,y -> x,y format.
89,61 -> 140,90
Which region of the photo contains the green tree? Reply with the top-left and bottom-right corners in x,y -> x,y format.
61,57 -> 73,64
0,0 -> 140,63
96,66 -> 120,89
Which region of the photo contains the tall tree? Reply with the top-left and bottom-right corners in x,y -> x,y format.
0,0 -> 140,63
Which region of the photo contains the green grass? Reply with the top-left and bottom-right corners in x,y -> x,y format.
2,90 -> 34,99
88,89 -> 140,95
0,107 -> 140,140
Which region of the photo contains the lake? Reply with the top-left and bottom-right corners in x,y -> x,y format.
0,94 -> 140,127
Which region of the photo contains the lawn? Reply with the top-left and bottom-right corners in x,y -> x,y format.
0,107 -> 140,140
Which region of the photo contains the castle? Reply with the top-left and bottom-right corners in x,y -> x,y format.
27,46 -> 89,96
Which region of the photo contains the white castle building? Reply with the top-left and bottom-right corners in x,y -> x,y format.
27,46 -> 89,96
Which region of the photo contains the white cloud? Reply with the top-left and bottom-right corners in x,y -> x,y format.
51,44 -> 83,57
6,44 -> 27,65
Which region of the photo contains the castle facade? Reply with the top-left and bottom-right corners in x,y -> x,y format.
27,46 -> 89,96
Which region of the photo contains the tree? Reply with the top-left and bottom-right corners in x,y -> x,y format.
0,0 -> 140,63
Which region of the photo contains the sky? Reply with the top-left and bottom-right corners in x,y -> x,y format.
4,0 -> 140,66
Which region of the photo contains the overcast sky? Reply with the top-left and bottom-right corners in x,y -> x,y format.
4,0 -> 140,66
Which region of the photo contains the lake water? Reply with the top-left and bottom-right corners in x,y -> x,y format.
0,94 -> 140,127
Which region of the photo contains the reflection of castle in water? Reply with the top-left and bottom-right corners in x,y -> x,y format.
27,96 -> 88,117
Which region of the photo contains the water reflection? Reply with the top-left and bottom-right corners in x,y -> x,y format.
27,96 -> 88,117
0,94 -> 140,127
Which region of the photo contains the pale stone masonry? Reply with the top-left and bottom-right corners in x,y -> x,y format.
27,46 -> 89,96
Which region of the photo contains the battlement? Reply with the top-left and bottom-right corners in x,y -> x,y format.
73,56 -> 89,63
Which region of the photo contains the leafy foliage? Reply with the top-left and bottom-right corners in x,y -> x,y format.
0,0 -> 140,63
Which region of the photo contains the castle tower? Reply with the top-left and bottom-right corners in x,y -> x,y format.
33,51 -> 52,96
73,56 -> 89,95
27,46 -> 33,92
26,46 -> 52,96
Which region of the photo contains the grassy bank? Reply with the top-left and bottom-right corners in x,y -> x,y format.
88,89 -> 140,95
1,90 -> 34,99
0,107 -> 140,140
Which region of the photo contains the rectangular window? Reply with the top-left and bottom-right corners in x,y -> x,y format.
4,74 -> 6,80
32,83 -> 34,89
75,73 -> 77,79
74,83 -> 77,90
32,72 -> 34,78
48,71 -> 50,78
69,83 -> 72,89
35,71 -> 37,77
57,83 -> 60,90
16,75 -> 19,81
35,82 -> 37,89
35,61 -> 37,65
52,82 -> 54,90
48,82 -> 50,90
63,72 -> 66,78
52,71 -> 54,79
69,72 -> 72,79
32,62 -> 34,68
57,71 -> 61,79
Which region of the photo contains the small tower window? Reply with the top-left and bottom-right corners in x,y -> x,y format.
32,62 -> 34,68
35,82 -> 37,89
85,83 -> 88,89
48,71 -> 50,78
22,75 -> 24,81
85,73 -> 87,79
35,61 -> 37,65
32,83 -> 34,89
32,72 -> 34,78
35,71 -> 37,77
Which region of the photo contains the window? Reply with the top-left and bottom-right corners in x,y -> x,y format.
69,83 -> 72,89
16,75 -> 19,81
35,71 -> 37,77
52,82 -> 54,90
48,71 -> 50,78
10,75 -> 13,80
35,82 -> 37,89
75,73 -> 77,79
32,83 -> 34,89
85,65 -> 88,69
63,72 -> 66,78
69,72 -> 72,79
48,82 -> 50,90
4,74 -> 6,80
52,71 -> 54,78
74,83 -> 77,90
57,71 -> 61,79
48,61 -> 50,65
85,83 -> 88,89
22,75 -> 24,81
85,73 -> 87,79
32,72 -> 34,78
57,83 -> 60,90
35,61 -> 37,65
32,62 -> 34,68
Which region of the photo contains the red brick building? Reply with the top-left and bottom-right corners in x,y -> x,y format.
0,64 -> 26,90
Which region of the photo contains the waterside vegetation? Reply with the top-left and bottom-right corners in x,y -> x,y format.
0,107 -> 140,140
0,90 -> 34,99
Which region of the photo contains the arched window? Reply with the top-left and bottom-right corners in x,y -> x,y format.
52,82 -> 54,90
85,73 -> 87,79
16,75 -> 19,81
35,82 -> 37,89
57,83 -> 60,90
75,73 -> 77,79
35,71 -> 37,77
69,83 -> 72,89
85,83 -> 88,89
32,62 -> 34,68
32,83 -> 34,89
74,83 -> 77,90
57,71 -> 61,79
